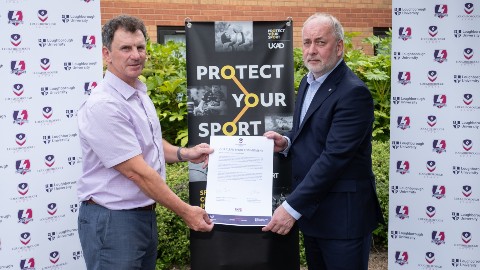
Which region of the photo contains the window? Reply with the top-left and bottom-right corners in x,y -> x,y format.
157,26 -> 185,44
372,27 -> 390,55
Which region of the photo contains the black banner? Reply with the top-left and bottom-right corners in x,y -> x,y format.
186,20 -> 299,270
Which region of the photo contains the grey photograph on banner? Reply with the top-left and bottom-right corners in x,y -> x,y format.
215,21 -> 253,52
188,84 -> 228,116
264,114 -> 293,134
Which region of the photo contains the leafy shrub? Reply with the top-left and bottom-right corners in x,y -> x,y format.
371,140 -> 390,249
156,163 -> 191,269
140,41 -> 189,146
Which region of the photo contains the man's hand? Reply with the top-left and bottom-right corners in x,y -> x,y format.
263,131 -> 288,153
183,143 -> 213,168
262,205 -> 296,235
182,205 -> 214,232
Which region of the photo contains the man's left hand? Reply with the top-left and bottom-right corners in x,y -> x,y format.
262,205 -> 296,235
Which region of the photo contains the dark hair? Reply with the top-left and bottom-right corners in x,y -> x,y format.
102,15 -> 147,50
220,32 -> 231,44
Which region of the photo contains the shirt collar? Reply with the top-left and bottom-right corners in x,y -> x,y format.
104,70 -> 147,100
306,59 -> 343,85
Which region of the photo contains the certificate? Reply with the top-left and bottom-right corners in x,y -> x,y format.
205,135 -> 273,226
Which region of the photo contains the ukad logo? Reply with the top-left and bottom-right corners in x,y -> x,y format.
433,49 -> 447,63
464,48 -> 474,60
13,83 -> 24,96
465,3 -> 474,14
44,155 -> 55,167
427,115 -> 437,127
42,106 -> 53,119
462,185 -> 472,197
18,209 -> 33,224
397,116 -> 410,129
11,60 -> 26,75
13,110 -> 29,125
433,94 -> 447,108
11,34 -> 22,46
395,251 -> 408,265
426,160 -> 436,172
462,232 -> 472,243
395,205 -> 409,219
40,58 -> 50,71
427,70 -> 437,82
434,4 -> 448,18
18,183 -> 29,195
432,185 -> 446,199
37,10 -> 48,22
425,252 -> 435,264
82,35 -> 96,49
398,72 -> 411,85
19,258 -> 35,269
432,139 -> 446,153
463,139 -> 473,151
431,231 -> 446,245
428,26 -> 438,37
426,206 -> 436,218
16,159 -> 31,175
49,251 -> 60,264
47,203 -> 57,215
463,93 -> 473,105
8,10 -> 23,26
20,232 -> 31,245
84,81 -> 97,95
398,27 -> 412,40
396,160 -> 410,174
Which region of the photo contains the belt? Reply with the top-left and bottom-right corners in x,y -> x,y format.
85,199 -> 156,211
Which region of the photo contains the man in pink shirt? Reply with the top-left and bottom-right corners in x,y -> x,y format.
77,15 -> 214,270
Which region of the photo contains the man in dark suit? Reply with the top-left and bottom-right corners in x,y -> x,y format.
262,13 -> 384,270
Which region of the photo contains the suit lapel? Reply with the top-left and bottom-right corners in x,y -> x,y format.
293,61 -> 347,140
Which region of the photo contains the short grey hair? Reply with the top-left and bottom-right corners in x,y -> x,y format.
303,13 -> 344,42
102,15 -> 147,50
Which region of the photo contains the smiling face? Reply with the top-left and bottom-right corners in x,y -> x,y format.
103,28 -> 146,87
302,17 -> 344,79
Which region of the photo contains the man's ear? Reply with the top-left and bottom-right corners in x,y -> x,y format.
102,46 -> 111,63
336,39 -> 344,57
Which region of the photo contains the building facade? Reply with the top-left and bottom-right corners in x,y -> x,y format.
101,0 -> 391,53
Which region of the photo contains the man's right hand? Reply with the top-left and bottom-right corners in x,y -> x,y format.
182,206 -> 214,232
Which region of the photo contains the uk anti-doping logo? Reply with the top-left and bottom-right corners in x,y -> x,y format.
396,160 -> 410,174
432,139 -> 447,153
397,71 -> 411,85
16,159 -> 31,175
397,116 -> 411,129
11,60 -> 26,75
433,49 -> 448,63
395,205 -> 409,219
398,27 -> 412,41
84,81 -> 97,95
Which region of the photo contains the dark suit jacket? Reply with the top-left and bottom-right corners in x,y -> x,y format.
285,60 -> 384,239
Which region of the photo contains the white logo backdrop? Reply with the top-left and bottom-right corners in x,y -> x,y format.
390,1 -> 480,269
0,1 -> 102,269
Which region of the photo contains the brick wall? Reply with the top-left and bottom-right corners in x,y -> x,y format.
101,0 -> 391,54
